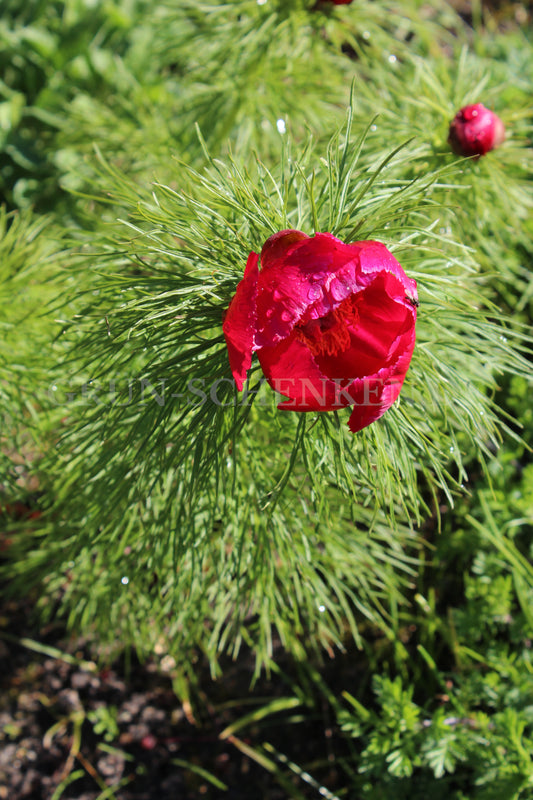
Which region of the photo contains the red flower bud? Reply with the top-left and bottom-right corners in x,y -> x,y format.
448,103 -> 505,159
223,231 -> 417,433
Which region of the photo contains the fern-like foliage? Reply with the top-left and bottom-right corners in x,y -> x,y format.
5,107 -> 529,675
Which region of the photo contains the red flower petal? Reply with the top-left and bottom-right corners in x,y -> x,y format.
260,229 -> 309,270
256,232 -> 362,348
311,273 -> 415,381
222,252 -> 259,390
258,334 -> 343,411
358,241 -> 418,298
347,344 -> 415,433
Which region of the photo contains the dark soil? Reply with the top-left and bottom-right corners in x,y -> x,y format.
0,594 -> 349,800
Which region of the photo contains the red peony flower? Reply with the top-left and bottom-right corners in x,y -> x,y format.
448,103 -> 505,159
223,230 -> 417,433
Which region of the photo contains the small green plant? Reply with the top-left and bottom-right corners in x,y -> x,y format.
336,671 -> 533,799
88,706 -> 120,743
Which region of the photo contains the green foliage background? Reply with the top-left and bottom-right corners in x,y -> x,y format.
1,0 -> 532,797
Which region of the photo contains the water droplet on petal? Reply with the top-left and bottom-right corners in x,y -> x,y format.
272,288 -> 282,301
312,272 -> 325,282
265,307 -> 274,318
307,285 -> 322,301
281,309 -> 292,322
330,278 -> 347,302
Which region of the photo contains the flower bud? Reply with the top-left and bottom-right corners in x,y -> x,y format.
448,103 -> 505,159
